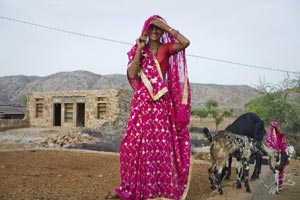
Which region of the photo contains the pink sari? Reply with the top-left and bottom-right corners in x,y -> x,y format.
115,16 -> 191,200
265,121 -> 286,154
265,121 -> 287,188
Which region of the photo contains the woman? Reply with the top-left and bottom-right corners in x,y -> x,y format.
104,15 -> 191,200
265,120 -> 287,190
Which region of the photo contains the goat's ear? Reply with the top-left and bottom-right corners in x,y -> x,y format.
203,127 -> 209,134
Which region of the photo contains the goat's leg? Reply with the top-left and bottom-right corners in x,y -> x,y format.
275,169 -> 280,194
216,166 -> 224,195
236,159 -> 243,189
256,153 -> 262,178
249,153 -> 257,180
251,153 -> 262,180
224,156 -> 232,180
208,165 -> 216,190
243,159 -> 251,193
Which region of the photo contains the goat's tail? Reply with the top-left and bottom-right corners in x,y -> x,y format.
203,127 -> 213,143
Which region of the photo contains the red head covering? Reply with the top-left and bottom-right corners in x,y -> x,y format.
266,120 -> 286,153
127,15 -> 191,131
270,120 -> 280,129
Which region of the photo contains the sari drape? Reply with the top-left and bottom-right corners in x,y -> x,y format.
265,121 -> 287,189
265,121 -> 286,154
116,15 -> 191,200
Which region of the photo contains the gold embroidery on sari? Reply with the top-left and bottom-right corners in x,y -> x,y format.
140,70 -> 168,101
148,159 -> 192,200
180,158 -> 192,200
154,58 -> 164,79
182,69 -> 189,105
140,58 -> 168,101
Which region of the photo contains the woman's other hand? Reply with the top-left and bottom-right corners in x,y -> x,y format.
150,18 -> 169,31
136,35 -> 146,49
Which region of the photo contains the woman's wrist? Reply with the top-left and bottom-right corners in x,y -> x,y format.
168,27 -> 174,32
131,60 -> 140,66
136,45 -> 143,51
174,30 -> 180,39
167,27 -> 180,39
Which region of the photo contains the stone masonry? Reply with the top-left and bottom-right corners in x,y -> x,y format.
27,89 -> 133,133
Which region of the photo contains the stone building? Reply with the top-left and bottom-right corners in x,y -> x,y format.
27,89 -> 133,132
0,105 -> 26,119
0,105 -> 28,131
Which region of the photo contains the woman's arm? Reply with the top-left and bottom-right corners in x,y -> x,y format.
151,18 -> 190,53
127,35 -> 146,79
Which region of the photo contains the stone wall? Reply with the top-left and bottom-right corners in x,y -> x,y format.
27,89 -> 133,132
0,118 -> 29,131
100,89 -> 133,135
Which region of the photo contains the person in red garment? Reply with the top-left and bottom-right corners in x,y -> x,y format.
104,15 -> 191,200
265,120 -> 287,191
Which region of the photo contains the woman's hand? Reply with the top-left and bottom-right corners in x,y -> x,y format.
128,35 -> 146,79
151,17 -> 190,52
136,35 -> 146,50
150,18 -> 169,31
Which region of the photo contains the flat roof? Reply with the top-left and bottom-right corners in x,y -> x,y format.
0,105 -> 25,115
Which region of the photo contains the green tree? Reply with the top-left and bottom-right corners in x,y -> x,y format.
245,76 -> 300,132
205,99 -> 218,109
208,108 -> 232,132
18,95 -> 27,106
191,99 -> 232,131
191,108 -> 209,118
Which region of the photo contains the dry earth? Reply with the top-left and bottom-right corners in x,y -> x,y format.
271,160 -> 300,200
0,128 -> 300,200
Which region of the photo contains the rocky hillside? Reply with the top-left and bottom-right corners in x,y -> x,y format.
0,70 -> 261,110
190,83 -> 260,109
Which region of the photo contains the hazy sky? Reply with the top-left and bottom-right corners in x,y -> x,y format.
1,0 -> 299,86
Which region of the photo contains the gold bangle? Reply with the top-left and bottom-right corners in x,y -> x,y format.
174,30 -> 179,39
131,60 -> 140,66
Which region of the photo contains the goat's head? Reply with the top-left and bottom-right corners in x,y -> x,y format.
203,127 -> 212,143
286,145 -> 296,158
286,145 -> 296,164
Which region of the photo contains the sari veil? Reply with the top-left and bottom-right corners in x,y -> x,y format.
121,15 -> 191,199
127,15 -> 191,133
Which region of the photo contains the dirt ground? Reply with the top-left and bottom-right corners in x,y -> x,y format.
271,160 -> 300,200
1,128 -> 300,200
0,150 -> 212,200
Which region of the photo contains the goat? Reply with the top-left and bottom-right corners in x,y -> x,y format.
225,112 -> 266,180
207,130 -> 278,195
273,145 -> 295,194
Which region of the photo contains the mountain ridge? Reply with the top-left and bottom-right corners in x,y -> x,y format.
0,70 -> 261,110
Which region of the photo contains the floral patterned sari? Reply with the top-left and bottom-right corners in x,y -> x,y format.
265,120 -> 287,188
115,15 -> 191,200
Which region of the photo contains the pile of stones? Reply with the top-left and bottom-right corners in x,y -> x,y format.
40,130 -> 100,148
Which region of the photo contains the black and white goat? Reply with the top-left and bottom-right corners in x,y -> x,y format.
207,130 -> 278,195
225,112 -> 266,180
273,145 -> 295,194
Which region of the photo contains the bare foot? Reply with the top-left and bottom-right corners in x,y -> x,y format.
103,191 -> 121,199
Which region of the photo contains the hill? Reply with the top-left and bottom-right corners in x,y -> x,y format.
0,70 -> 261,110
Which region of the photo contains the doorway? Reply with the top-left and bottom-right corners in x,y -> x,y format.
76,103 -> 85,127
53,103 -> 61,126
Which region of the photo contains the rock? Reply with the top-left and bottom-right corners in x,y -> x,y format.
41,130 -> 100,148
48,143 -> 55,148
15,139 -> 21,143
35,140 -> 41,144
